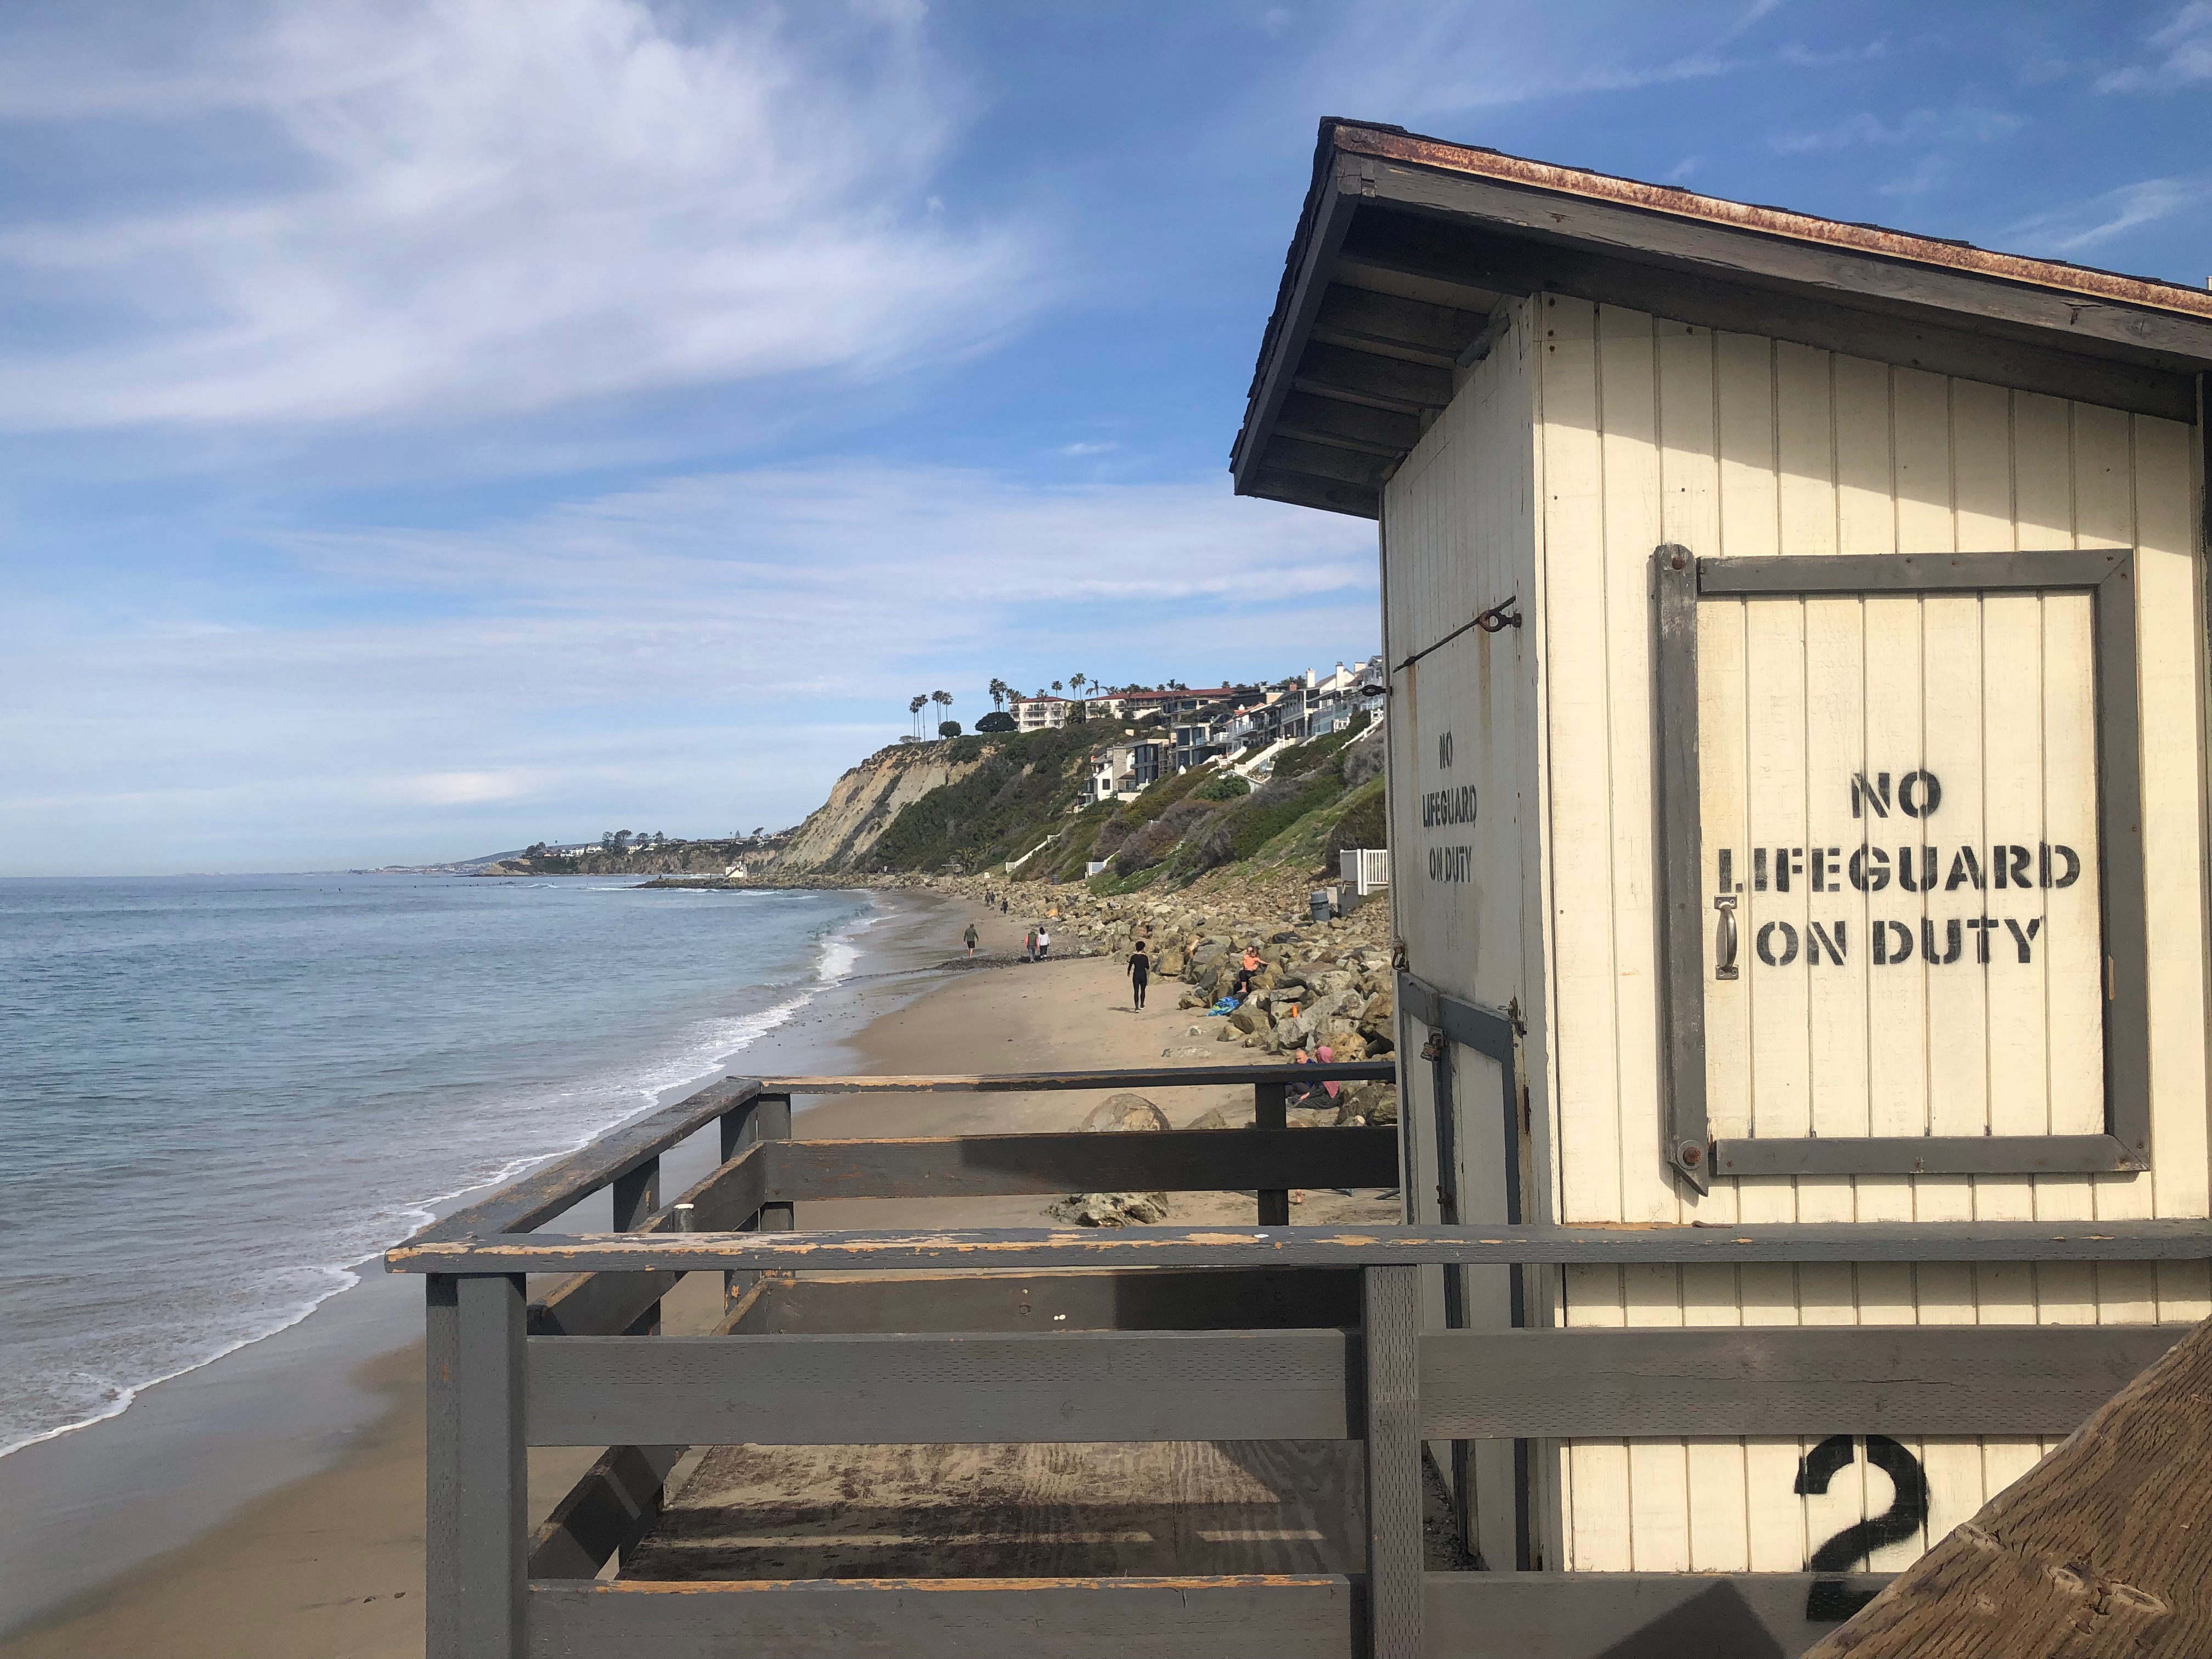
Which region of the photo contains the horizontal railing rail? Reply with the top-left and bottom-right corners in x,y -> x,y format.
755,1063 -> 1397,1094
394,1215 -> 2212,1273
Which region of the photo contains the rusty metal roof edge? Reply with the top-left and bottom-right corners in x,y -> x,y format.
1332,121 -> 2212,323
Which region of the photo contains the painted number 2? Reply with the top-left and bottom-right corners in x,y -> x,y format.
1795,1435 -> 1930,1621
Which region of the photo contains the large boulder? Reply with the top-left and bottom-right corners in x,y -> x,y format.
1184,1105 -> 1233,1129
1228,1000 -> 1273,1035
1154,947 -> 1186,977
1080,1092 -> 1171,1133
1336,1082 -> 1399,1126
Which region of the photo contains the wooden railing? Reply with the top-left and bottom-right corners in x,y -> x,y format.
388,1065 -> 2210,1659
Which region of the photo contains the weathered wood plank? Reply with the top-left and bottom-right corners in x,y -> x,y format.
526,1329 -> 1356,1447
1801,1315 -> 2212,1657
765,1126 -> 1398,1203
727,1268 -> 1362,1335
388,1218 -> 2212,1275
1423,1572 -> 1892,1657
421,1076 -> 761,1241
527,1575 -> 1361,1659
1364,1265 -> 1423,1659
753,1064 -> 1393,1094
1419,1325 -> 2190,1438
528,1143 -> 769,1337
624,1438 -> 1362,1581
526,1443 -> 685,1579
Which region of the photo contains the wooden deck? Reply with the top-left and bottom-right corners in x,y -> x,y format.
625,1440 -> 1364,1582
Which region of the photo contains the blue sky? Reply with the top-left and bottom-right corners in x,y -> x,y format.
2,0 -> 2206,874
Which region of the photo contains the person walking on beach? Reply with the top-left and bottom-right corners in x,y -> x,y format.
963,921 -> 979,958
1023,926 -> 1037,962
1127,940 -> 1151,1011
1036,926 -> 1051,960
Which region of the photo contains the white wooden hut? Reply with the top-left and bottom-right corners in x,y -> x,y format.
1234,121 -> 2212,1581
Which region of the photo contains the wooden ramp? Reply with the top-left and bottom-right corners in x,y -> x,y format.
623,1440 -> 1365,1581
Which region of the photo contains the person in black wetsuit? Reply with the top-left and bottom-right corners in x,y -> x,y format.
1127,940 -> 1151,1010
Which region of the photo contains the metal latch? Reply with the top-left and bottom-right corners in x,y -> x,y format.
1713,894 -> 1739,980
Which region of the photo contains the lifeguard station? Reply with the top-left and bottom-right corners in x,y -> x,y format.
396,123 -> 2212,1659
1234,120 -> 2212,1615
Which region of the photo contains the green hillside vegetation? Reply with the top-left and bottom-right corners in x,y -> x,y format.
858,709 -> 1387,896
865,724 -> 1098,872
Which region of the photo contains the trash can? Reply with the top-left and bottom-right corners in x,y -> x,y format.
1308,889 -> 1331,924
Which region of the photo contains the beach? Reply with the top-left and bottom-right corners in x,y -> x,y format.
0,890 -> 1390,1657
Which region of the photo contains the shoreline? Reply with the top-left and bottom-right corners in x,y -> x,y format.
1,885 -> 1388,1656
0,886 -> 961,1646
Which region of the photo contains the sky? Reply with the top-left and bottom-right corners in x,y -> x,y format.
2,1 -> 2207,875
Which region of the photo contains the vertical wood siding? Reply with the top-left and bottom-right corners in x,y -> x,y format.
1385,298 -> 1541,1020
1383,299 -> 1545,1568
1511,297 -> 2210,1575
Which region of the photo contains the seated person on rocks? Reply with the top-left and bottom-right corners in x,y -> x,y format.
1232,946 -> 1262,999
1288,1043 -> 1345,1110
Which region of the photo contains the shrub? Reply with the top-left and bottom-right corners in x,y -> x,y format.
1114,796 -> 1216,873
1340,723 -> 1385,789
1176,771 -> 1341,874
975,712 -> 1017,732
1323,779 -> 1387,866
938,720 -> 962,737
1194,772 -> 1250,802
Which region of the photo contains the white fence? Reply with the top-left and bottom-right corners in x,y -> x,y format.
1339,848 -> 1389,897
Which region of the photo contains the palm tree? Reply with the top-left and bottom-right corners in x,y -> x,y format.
909,693 -> 927,738
988,678 -> 1009,712
932,689 -> 953,735
1051,680 -> 1063,695
1069,673 -> 1087,702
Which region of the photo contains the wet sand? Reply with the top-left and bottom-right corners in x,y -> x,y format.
0,893 -> 1383,1656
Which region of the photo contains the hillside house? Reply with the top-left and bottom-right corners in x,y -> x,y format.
1012,695 -> 1069,731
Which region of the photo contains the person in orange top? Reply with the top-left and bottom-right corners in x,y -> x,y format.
1232,946 -> 1262,1000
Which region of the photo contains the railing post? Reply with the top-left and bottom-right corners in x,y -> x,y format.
756,1093 -> 794,1233
726,1092 -> 793,1310
426,1273 -> 527,1659
1363,1263 -> 1423,1659
1254,1080 -> 1290,1225
611,1156 -> 662,1335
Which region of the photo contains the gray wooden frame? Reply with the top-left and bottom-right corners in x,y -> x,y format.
526,1571 -> 1897,1659
1654,545 -> 2150,1184
398,1064 -> 2212,1659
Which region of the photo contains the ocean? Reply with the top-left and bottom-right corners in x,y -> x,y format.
0,873 -> 874,1460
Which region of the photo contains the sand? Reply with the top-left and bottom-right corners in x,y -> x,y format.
0,895 -> 1390,1657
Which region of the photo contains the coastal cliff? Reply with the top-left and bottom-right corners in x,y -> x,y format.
768,742 -> 993,873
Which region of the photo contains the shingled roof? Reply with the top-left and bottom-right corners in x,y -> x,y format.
1233,120 -> 2212,519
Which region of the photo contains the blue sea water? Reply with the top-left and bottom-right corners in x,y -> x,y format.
0,874 -> 874,1458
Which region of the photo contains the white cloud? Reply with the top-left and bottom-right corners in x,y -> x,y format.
405,770 -> 548,805
0,0 -> 1036,432
2096,1 -> 2212,93
0,464 -> 1379,870
1054,440 -> 1118,456
2006,177 -> 2212,253
1276,4 -> 1883,129
1770,105 -> 2021,155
